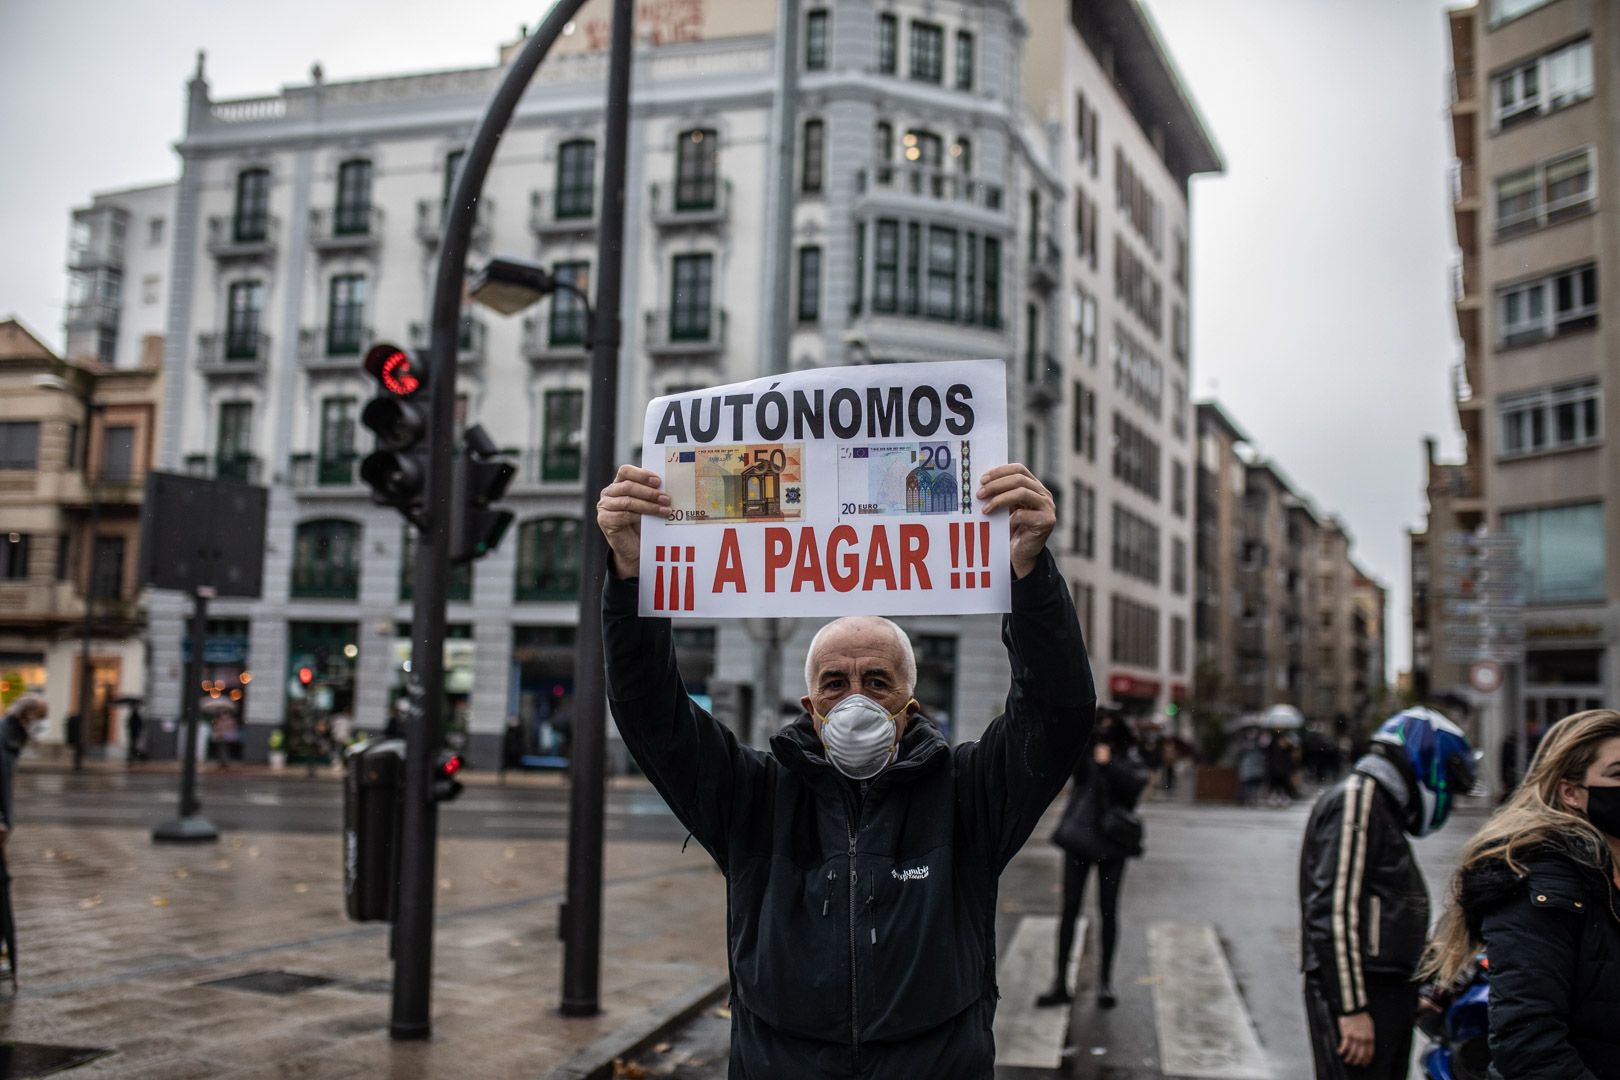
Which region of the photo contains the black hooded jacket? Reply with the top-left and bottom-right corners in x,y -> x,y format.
604,548 -> 1095,1078
1457,842 -> 1620,1080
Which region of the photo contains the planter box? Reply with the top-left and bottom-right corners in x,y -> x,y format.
1195,764 -> 1240,803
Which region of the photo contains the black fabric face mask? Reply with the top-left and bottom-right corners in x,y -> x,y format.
1581,783 -> 1620,840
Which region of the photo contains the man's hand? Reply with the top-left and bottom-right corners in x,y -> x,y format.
976,464 -> 1055,579
1337,1011 -> 1375,1067
597,464 -> 671,580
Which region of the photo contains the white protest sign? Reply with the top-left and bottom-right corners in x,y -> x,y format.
638,359 -> 1009,618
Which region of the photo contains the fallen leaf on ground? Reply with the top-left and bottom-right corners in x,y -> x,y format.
79,895 -> 103,909
151,896 -> 170,908
439,878 -> 453,891
293,883 -> 310,894
247,847 -> 260,858
504,847 -> 517,861
214,860 -> 232,871
610,1057 -> 647,1079
42,849 -> 56,861
653,1042 -> 671,1054
174,868 -> 190,879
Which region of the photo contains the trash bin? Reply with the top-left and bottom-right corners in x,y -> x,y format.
343,738 -> 405,922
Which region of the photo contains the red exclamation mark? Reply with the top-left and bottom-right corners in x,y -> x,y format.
949,522 -> 962,590
668,550 -> 682,611
979,521 -> 991,588
653,546 -> 667,610
964,518 -> 978,588
684,546 -> 696,611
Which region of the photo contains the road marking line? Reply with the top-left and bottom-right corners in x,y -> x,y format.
993,913 -> 1086,1069
1148,921 -> 1270,1079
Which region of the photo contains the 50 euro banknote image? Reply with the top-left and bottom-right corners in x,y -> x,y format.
664,444 -> 805,523
838,440 -> 969,517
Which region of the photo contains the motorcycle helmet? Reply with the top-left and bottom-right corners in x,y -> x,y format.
1372,708 -> 1476,836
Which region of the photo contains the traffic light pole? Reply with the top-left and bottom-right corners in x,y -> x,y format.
561,0 -> 634,1019
390,0 -> 591,1041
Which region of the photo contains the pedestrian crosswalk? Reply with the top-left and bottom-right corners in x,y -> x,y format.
994,914 -> 1086,1068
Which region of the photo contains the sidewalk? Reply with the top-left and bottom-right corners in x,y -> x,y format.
17,757 -> 659,792
2,820 -> 726,1078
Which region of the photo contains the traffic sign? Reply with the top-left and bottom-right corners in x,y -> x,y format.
1469,661 -> 1505,694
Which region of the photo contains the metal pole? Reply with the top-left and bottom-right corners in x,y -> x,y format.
561,0 -> 634,1019
391,0 -> 590,1041
73,397 -> 100,771
153,587 -> 218,841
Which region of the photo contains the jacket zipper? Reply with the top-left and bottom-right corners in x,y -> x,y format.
847,823 -> 860,1068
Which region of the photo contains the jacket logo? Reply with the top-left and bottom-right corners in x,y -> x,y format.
891,866 -> 930,882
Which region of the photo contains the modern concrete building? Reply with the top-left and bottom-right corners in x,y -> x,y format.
1408,437 -> 1474,704
1442,0 -> 1616,732
0,319 -> 164,756
112,0 -> 1218,765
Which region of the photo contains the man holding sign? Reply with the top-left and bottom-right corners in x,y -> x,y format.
595,361 -> 1095,1078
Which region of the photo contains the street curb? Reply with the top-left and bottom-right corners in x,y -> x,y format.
538,975 -> 731,1080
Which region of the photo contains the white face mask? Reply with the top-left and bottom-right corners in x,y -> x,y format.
816,694 -> 911,780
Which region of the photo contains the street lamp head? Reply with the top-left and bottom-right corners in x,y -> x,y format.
469,254 -> 558,315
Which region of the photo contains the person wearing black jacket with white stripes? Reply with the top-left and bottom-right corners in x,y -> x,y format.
1297,708 -> 1475,1080
596,462 -> 1095,1079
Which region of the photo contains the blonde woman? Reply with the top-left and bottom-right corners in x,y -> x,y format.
1424,709 -> 1620,1079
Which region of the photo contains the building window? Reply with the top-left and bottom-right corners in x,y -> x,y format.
1075,90 -> 1099,177
952,136 -> 972,175
982,236 -> 1001,329
1073,581 -> 1095,644
1073,285 -> 1097,365
1502,502 -> 1604,604
805,9 -> 829,70
1072,379 -> 1097,461
442,149 -> 464,210
1112,324 -> 1164,418
400,528 -> 471,602
542,389 -> 585,482
142,274 -> 161,305
801,119 -> 825,194
1172,381 -> 1188,440
914,634 -> 958,739
334,159 -> 373,234
1071,481 -> 1096,558
963,230 -> 978,324
91,535 -> 125,600
1114,236 -> 1164,337
852,221 -> 865,314
670,253 -> 715,341
904,222 -> 921,314
555,139 -> 596,220
1113,412 -> 1161,501
225,280 -> 265,359
317,397 -> 357,485
878,14 -> 898,74
1171,615 -> 1187,675
1171,537 -> 1187,595
1074,185 -> 1098,271
1489,0 -> 1554,26
909,21 -> 944,83
1497,263 -> 1598,345
1172,460 -> 1188,517
954,30 -> 974,91
1,533 -> 29,580
102,426 -> 134,482
1491,38 -> 1592,127
1109,594 -> 1160,668
515,518 -> 581,601
326,274 -> 367,356
1500,380 -> 1601,458
875,121 -> 893,164
217,402 -> 253,480
290,519 -> 362,599
0,422 -> 40,470
926,227 -> 958,319
1111,503 -> 1161,585
148,217 -> 165,246
233,168 -> 270,242
675,129 -> 719,211
873,220 -> 900,313
797,246 -> 822,323
1495,148 -> 1595,235
549,261 -> 591,345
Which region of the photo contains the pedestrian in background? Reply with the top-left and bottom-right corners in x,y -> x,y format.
1039,708 -> 1150,1010
125,703 -> 145,763
1298,708 -> 1475,1080
499,715 -> 523,785
1424,708 -> 1620,1079
0,696 -> 47,848
1268,731 -> 1299,805
1237,730 -> 1267,806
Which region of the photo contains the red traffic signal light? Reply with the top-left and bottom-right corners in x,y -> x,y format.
298,666 -> 314,686
431,749 -> 465,802
364,344 -> 424,398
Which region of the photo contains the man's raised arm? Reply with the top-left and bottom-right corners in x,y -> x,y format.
959,465 -> 1097,872
598,465 -> 763,869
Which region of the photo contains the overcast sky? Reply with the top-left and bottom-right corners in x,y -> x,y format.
0,0 -> 1462,676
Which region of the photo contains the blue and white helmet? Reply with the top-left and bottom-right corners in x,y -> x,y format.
1372,708 -> 1476,836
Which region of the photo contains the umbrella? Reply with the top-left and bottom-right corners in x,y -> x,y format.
0,850 -> 17,991
1261,704 -> 1305,730
199,699 -> 239,716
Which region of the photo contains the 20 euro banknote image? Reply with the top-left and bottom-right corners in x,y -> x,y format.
837,441 -> 968,517
664,444 -> 805,523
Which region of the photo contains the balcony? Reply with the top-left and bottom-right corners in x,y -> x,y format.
648,179 -> 732,229
64,298 -> 121,330
206,215 -> 279,261
644,308 -> 727,360
415,198 -> 492,249
1023,352 -> 1061,409
521,316 -> 590,366
408,315 -> 487,366
1450,161 -> 1479,254
854,166 -> 1005,213
58,465 -> 147,507
1027,236 -> 1061,292
309,206 -> 383,254
513,447 -> 583,490
196,331 -> 270,379
298,325 -> 372,373
1447,64 -> 1477,161
1450,257 -> 1479,311
67,239 -> 125,272
288,452 -> 360,494
529,190 -> 597,237
183,453 -> 263,486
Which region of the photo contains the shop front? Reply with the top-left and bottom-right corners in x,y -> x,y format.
285,621 -> 359,763
389,623 -> 476,753
511,626 -> 576,767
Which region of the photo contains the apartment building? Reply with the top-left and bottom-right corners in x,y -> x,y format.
1408,437 -> 1474,703
1194,400 -> 1386,737
1443,0 -> 1617,731
122,0 -> 1217,764
0,319 -> 163,755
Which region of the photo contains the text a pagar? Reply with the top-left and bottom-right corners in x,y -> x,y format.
711,524 -> 934,593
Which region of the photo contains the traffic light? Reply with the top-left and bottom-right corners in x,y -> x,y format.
431,749 -> 465,803
449,424 -> 516,563
360,343 -> 429,516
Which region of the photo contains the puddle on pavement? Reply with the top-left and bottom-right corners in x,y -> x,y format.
198,970 -> 335,995
0,1042 -> 113,1078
